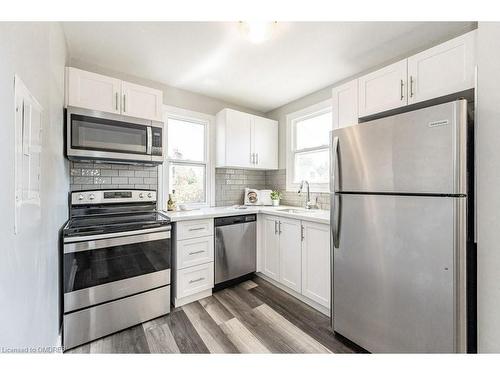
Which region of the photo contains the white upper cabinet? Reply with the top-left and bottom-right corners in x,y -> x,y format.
301,221 -> 330,308
121,81 -> 163,121
66,67 -> 121,114
332,79 -> 358,129
252,116 -> 278,169
66,67 -> 163,122
358,59 -> 408,117
407,31 -> 476,105
216,108 -> 278,170
216,108 -> 253,168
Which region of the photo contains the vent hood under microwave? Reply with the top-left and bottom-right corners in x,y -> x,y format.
66,107 -> 164,165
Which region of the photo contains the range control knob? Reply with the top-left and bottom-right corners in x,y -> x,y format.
139,193 -> 144,198
78,194 -> 84,201
89,194 -> 95,201
147,193 -> 152,198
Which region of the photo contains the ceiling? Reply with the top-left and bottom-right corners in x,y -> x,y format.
62,22 -> 475,113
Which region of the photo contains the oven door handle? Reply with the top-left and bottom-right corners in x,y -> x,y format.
147,126 -> 152,155
64,229 -> 170,254
64,225 -> 171,244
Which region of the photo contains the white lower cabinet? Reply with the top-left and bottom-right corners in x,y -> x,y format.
278,218 -> 302,293
260,214 -> 330,312
301,221 -> 330,308
172,219 -> 215,307
176,235 -> 214,270
262,215 -> 280,280
176,262 -> 214,299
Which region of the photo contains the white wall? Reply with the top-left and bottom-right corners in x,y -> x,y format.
476,22 -> 500,353
69,58 -> 265,117
0,23 -> 69,349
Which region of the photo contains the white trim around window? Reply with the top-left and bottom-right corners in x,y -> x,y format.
158,105 -> 215,210
286,99 -> 332,193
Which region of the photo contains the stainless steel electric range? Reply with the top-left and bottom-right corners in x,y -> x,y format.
62,189 -> 171,350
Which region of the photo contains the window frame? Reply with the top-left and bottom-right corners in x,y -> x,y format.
158,105 -> 215,209
286,99 -> 332,193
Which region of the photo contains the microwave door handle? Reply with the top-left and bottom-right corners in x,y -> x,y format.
147,127 -> 152,155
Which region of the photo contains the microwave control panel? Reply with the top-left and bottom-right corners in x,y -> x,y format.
151,127 -> 163,156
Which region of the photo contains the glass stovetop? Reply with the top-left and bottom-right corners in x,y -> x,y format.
64,211 -> 170,237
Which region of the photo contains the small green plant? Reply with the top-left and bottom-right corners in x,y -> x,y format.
270,190 -> 282,200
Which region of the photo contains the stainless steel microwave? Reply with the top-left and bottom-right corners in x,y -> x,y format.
66,107 -> 163,165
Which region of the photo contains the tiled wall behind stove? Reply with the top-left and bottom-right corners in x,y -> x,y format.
215,168 -> 267,206
70,162 -> 158,191
265,169 -> 330,210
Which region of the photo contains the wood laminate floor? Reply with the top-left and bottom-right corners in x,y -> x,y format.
66,276 -> 361,354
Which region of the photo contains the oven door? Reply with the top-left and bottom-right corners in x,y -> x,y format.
66,108 -> 153,163
63,229 -> 171,313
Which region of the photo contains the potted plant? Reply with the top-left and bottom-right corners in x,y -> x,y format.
270,190 -> 282,206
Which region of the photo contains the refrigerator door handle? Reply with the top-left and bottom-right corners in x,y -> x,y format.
329,134 -> 340,330
332,194 -> 341,249
330,135 -> 339,192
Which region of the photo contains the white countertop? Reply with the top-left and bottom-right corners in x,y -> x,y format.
161,205 -> 330,225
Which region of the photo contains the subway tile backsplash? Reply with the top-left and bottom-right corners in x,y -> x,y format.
265,169 -> 330,210
69,162 -> 158,191
69,163 -> 327,210
214,168 -> 330,210
266,169 -> 330,210
215,168 -> 267,206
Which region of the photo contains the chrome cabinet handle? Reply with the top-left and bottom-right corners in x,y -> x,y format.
256,153 -> 259,165
189,277 -> 205,284
189,227 -> 205,231
189,250 -> 205,255
279,221 -> 282,234
301,225 -> 304,241
123,94 -> 126,112
274,220 -> 278,235
410,76 -> 414,98
115,92 -> 119,111
400,79 -> 404,101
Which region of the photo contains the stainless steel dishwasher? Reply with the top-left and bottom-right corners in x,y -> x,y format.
214,214 -> 257,286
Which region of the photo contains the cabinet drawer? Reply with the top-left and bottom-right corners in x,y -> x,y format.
177,262 -> 214,299
177,236 -> 214,270
177,219 -> 214,240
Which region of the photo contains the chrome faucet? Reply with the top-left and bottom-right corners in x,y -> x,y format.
298,180 -> 317,209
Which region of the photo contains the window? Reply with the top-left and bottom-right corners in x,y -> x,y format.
286,100 -> 332,192
160,107 -> 214,208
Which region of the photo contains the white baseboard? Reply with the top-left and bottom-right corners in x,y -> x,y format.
174,289 -> 212,307
256,272 -> 330,317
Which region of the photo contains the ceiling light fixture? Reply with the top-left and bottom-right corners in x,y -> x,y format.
240,21 -> 277,44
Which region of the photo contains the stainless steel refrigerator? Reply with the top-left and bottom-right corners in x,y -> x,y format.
329,99 -> 475,353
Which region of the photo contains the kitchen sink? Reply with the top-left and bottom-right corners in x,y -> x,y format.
277,208 -> 313,214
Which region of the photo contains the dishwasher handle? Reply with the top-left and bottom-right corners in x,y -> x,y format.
215,214 -> 256,227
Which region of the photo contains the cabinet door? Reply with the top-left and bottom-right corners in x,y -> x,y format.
252,116 -> 278,169
262,215 -> 280,281
225,109 -> 253,168
121,81 -> 163,121
408,31 -> 476,105
332,79 -> 358,129
301,221 -> 330,308
66,67 -> 121,114
278,218 -> 302,293
358,59 -> 408,117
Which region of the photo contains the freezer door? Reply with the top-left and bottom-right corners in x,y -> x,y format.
333,194 -> 466,353
331,100 -> 468,194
